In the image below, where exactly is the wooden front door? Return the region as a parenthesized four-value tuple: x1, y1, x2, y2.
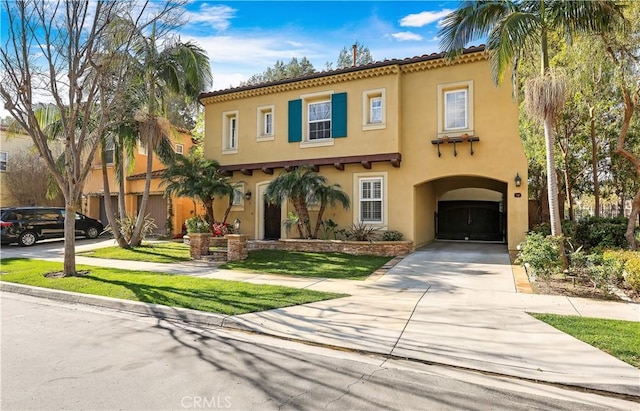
(264, 201, 281, 239)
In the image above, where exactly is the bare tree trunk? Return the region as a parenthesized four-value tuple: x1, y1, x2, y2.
(313, 203, 327, 239)
(626, 191, 639, 250)
(101, 146, 129, 248)
(63, 198, 77, 276)
(222, 197, 232, 224)
(544, 117, 567, 268)
(130, 150, 153, 246)
(589, 107, 600, 218)
(204, 199, 215, 226)
(117, 147, 127, 220)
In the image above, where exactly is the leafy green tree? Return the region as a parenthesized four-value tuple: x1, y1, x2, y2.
(265, 166, 327, 239)
(335, 41, 373, 69)
(242, 57, 316, 86)
(439, 0, 624, 264)
(312, 184, 350, 238)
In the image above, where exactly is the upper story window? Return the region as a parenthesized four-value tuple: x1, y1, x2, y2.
(362, 88, 386, 130)
(437, 80, 474, 138)
(175, 143, 184, 155)
(308, 100, 331, 140)
(288, 92, 347, 147)
(257, 105, 275, 141)
(104, 142, 115, 164)
(444, 90, 467, 130)
(222, 110, 239, 154)
(0, 151, 7, 171)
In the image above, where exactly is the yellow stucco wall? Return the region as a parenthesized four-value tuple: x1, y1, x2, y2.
(202, 50, 529, 250)
(81, 130, 198, 236)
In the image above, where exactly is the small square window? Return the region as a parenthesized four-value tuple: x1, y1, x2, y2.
(231, 183, 245, 207)
(257, 106, 275, 141)
(175, 144, 184, 155)
(362, 88, 386, 130)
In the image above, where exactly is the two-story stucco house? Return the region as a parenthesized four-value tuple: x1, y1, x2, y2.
(82, 129, 199, 236)
(200, 45, 529, 251)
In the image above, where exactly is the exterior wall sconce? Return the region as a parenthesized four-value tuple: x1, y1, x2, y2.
(233, 218, 241, 232)
(514, 173, 522, 187)
(244, 190, 252, 200)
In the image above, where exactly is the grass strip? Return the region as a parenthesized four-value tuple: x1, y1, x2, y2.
(0, 258, 347, 315)
(220, 249, 392, 280)
(530, 313, 640, 368)
(78, 241, 191, 263)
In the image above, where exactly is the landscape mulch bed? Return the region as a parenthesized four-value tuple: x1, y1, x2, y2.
(531, 276, 640, 303)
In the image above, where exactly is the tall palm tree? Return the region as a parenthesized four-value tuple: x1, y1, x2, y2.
(129, 22, 212, 246)
(265, 166, 327, 239)
(312, 183, 350, 238)
(439, 0, 624, 263)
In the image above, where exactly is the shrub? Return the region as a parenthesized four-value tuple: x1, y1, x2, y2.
(574, 217, 628, 250)
(382, 230, 404, 241)
(516, 232, 563, 286)
(211, 222, 231, 237)
(338, 223, 380, 241)
(568, 250, 610, 290)
(185, 216, 210, 234)
(104, 214, 157, 243)
(624, 257, 640, 294)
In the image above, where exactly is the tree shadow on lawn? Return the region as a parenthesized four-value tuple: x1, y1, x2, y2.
(84, 274, 345, 315)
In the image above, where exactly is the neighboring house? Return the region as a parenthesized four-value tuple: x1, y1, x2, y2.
(0, 125, 64, 207)
(200, 45, 528, 251)
(82, 129, 198, 236)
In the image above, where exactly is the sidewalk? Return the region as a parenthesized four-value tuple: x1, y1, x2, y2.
(2, 241, 639, 398)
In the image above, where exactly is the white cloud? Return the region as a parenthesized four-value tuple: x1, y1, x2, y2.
(399, 10, 452, 28)
(185, 4, 236, 31)
(390, 32, 424, 42)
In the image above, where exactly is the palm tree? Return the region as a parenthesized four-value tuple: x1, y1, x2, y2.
(129, 22, 212, 246)
(439, 0, 624, 264)
(161, 154, 228, 226)
(265, 166, 327, 239)
(312, 183, 350, 238)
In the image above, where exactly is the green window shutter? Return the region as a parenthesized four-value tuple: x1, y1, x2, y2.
(288, 99, 302, 143)
(331, 92, 347, 138)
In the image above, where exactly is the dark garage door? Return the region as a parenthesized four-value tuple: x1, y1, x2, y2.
(437, 201, 504, 242)
(137, 195, 167, 234)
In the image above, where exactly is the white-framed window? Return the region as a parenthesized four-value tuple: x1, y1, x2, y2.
(231, 182, 245, 208)
(137, 141, 148, 156)
(353, 172, 388, 228)
(175, 143, 184, 155)
(308, 100, 331, 140)
(359, 178, 383, 223)
(104, 142, 115, 164)
(222, 110, 239, 153)
(437, 80, 474, 138)
(0, 151, 7, 171)
(444, 89, 467, 130)
(362, 88, 386, 130)
(257, 105, 275, 141)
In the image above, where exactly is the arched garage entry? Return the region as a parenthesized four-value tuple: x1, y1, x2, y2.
(415, 176, 508, 245)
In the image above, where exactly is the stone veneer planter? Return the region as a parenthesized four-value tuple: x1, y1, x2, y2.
(188, 233, 211, 259)
(250, 239, 413, 257)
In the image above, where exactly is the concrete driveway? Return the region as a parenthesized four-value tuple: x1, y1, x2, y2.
(235, 241, 640, 396)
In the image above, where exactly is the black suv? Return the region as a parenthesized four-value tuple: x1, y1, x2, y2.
(0, 207, 104, 246)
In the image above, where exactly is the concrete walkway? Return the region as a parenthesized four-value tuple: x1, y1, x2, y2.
(2, 240, 639, 397)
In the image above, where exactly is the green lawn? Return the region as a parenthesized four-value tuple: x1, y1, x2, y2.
(220, 249, 392, 280)
(530, 313, 640, 368)
(78, 241, 191, 263)
(0, 258, 347, 315)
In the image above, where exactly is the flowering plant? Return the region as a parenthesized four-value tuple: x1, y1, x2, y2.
(211, 222, 231, 237)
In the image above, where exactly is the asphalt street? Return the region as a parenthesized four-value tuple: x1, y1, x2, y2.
(2, 292, 636, 411)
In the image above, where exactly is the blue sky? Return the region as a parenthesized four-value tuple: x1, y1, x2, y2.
(180, 1, 463, 91)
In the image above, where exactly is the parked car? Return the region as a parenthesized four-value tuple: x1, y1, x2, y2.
(0, 207, 104, 246)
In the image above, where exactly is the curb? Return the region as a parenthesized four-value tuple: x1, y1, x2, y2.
(0, 282, 254, 331)
(2, 282, 639, 402)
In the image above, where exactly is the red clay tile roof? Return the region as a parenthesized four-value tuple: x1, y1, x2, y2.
(127, 169, 167, 180)
(199, 45, 486, 99)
